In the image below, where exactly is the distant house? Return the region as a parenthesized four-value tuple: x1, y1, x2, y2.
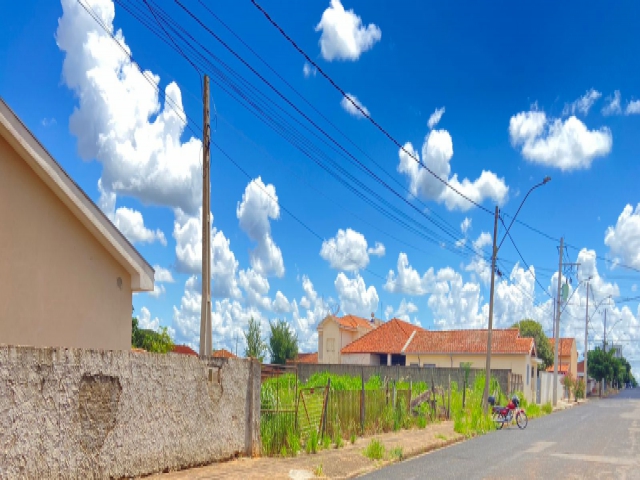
(172, 345, 199, 356)
(286, 352, 318, 364)
(402, 329, 540, 403)
(213, 348, 237, 359)
(340, 318, 424, 366)
(317, 314, 376, 364)
(0, 98, 154, 351)
(547, 338, 578, 377)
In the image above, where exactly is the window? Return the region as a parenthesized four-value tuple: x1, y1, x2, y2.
(327, 338, 335, 352)
(526, 364, 530, 385)
(410, 363, 419, 367)
(423, 364, 435, 368)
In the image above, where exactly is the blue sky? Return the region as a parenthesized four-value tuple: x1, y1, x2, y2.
(2, 0, 640, 371)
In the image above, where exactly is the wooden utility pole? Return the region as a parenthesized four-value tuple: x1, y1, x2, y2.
(199, 75, 212, 358)
(483, 205, 500, 410)
(553, 237, 563, 406)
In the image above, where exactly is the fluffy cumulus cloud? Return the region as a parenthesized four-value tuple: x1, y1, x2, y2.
(427, 107, 445, 129)
(148, 283, 166, 298)
(112, 206, 166, 245)
(57, 0, 203, 215)
(604, 204, 640, 269)
(153, 265, 175, 283)
(385, 299, 419, 323)
(334, 273, 379, 318)
(398, 128, 508, 211)
(562, 89, 602, 116)
(340, 93, 370, 118)
(428, 267, 486, 329)
(509, 109, 612, 171)
(385, 253, 435, 296)
(315, 0, 381, 62)
(320, 228, 383, 271)
(237, 177, 285, 278)
(138, 306, 160, 331)
(238, 268, 272, 310)
(173, 207, 241, 299)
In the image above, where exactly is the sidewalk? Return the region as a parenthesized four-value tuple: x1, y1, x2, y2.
(149, 422, 463, 479)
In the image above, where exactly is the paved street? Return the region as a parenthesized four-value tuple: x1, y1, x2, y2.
(361, 389, 640, 480)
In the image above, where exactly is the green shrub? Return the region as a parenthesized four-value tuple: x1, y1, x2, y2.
(542, 402, 553, 414)
(322, 435, 331, 450)
(416, 415, 427, 429)
(363, 439, 386, 460)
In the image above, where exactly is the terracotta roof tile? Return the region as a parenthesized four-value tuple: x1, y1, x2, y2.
(577, 360, 584, 373)
(213, 348, 237, 358)
(546, 364, 570, 374)
(336, 314, 375, 330)
(548, 338, 575, 357)
(287, 352, 318, 364)
(341, 318, 424, 354)
(171, 344, 198, 356)
(404, 329, 535, 355)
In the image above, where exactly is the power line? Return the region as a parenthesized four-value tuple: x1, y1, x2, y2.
(248, 0, 493, 215)
(121, 0, 489, 263)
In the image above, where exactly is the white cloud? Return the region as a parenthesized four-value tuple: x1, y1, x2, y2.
(153, 265, 174, 283)
(385, 253, 435, 296)
(173, 207, 241, 299)
(41, 118, 57, 127)
(303, 62, 317, 78)
(139, 306, 160, 331)
(398, 128, 508, 211)
(509, 109, 612, 171)
(334, 272, 379, 317)
(238, 268, 272, 310)
(57, 0, 203, 214)
(626, 100, 640, 115)
(473, 232, 492, 252)
(315, 0, 381, 62)
(604, 204, 640, 269)
(428, 267, 486, 330)
(237, 177, 285, 277)
(562, 89, 601, 116)
(320, 228, 376, 271)
(368, 242, 386, 257)
(427, 107, 445, 129)
(273, 291, 291, 314)
(147, 283, 166, 299)
(461, 217, 472, 234)
(387, 298, 418, 322)
(602, 91, 622, 116)
(340, 93, 370, 118)
(112, 206, 166, 246)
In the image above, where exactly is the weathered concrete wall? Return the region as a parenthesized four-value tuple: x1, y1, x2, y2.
(0, 345, 261, 479)
(296, 363, 512, 395)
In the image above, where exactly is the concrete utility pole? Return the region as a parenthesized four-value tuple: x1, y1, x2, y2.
(483, 205, 500, 410)
(553, 237, 563, 406)
(584, 279, 590, 396)
(603, 309, 607, 353)
(199, 75, 212, 358)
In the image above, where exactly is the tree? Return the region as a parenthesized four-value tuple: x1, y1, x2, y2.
(244, 316, 267, 362)
(512, 319, 553, 369)
(268, 319, 298, 365)
(588, 348, 615, 385)
(131, 317, 174, 353)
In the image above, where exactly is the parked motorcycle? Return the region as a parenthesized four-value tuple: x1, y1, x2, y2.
(488, 395, 528, 430)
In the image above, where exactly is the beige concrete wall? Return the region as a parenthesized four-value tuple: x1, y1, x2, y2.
(341, 353, 376, 365)
(0, 345, 261, 479)
(0, 136, 132, 350)
(319, 321, 341, 364)
(406, 353, 537, 402)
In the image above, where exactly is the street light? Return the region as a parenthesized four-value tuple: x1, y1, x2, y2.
(483, 176, 551, 410)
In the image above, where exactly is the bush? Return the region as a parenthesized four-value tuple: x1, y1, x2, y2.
(364, 439, 386, 460)
(389, 446, 403, 461)
(575, 379, 586, 400)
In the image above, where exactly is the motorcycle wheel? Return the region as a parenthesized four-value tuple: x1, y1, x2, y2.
(516, 411, 528, 429)
(493, 412, 505, 430)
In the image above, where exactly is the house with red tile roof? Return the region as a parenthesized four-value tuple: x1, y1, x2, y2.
(340, 318, 424, 366)
(402, 329, 540, 402)
(317, 314, 376, 364)
(213, 348, 237, 359)
(171, 344, 198, 356)
(286, 352, 318, 364)
(547, 338, 578, 377)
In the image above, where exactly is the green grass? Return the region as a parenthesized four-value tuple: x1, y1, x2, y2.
(415, 415, 427, 429)
(542, 402, 553, 414)
(435, 433, 448, 441)
(306, 430, 319, 454)
(313, 463, 324, 477)
(363, 439, 386, 460)
(334, 432, 344, 449)
(322, 435, 331, 450)
(450, 375, 501, 437)
(389, 446, 404, 461)
(350, 432, 357, 444)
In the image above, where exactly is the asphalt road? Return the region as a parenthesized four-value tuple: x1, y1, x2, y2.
(360, 389, 640, 480)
